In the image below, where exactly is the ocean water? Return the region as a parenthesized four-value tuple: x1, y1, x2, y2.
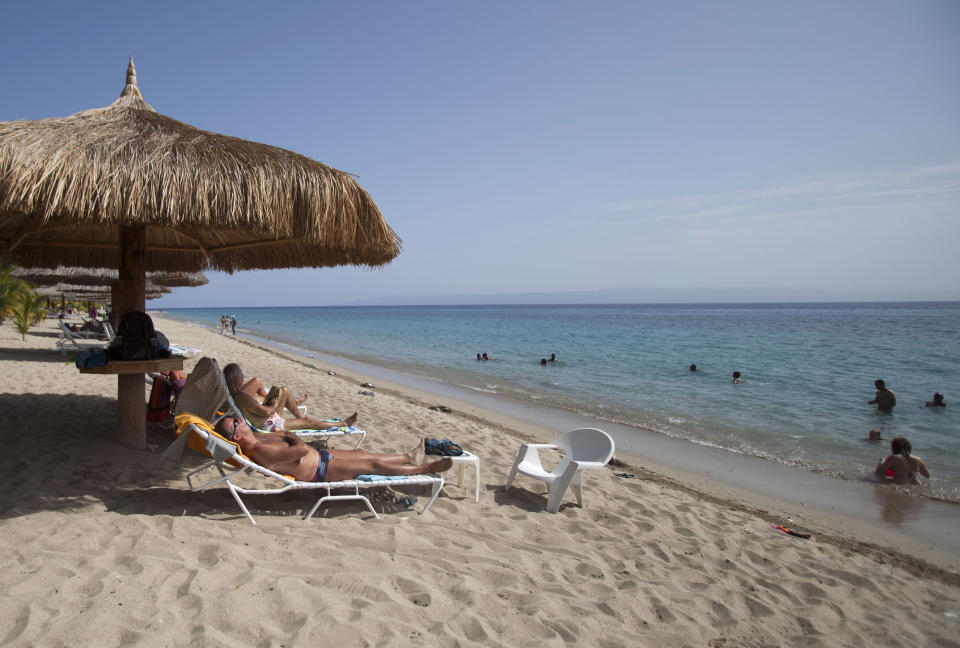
(161, 303, 960, 501)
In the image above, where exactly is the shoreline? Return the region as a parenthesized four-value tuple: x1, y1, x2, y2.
(162, 315, 960, 575)
(159, 308, 960, 506)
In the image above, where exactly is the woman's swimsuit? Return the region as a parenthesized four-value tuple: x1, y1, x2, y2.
(262, 412, 285, 432)
(242, 405, 285, 432)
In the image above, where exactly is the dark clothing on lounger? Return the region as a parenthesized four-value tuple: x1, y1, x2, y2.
(313, 450, 331, 482)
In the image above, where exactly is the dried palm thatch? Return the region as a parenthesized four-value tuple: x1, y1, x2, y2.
(13, 266, 118, 286)
(35, 283, 169, 300)
(13, 266, 208, 288)
(0, 58, 401, 273)
(146, 271, 208, 288)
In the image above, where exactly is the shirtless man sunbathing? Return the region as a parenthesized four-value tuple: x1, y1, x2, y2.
(214, 417, 452, 482)
(223, 362, 358, 432)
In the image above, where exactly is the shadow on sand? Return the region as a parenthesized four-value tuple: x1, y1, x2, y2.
(0, 346, 67, 363)
(0, 393, 451, 522)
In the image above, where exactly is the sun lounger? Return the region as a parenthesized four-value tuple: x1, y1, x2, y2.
(56, 319, 108, 354)
(164, 413, 444, 525)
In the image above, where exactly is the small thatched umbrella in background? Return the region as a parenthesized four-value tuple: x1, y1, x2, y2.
(13, 266, 119, 288)
(35, 283, 169, 303)
(13, 266, 208, 289)
(146, 271, 208, 288)
(0, 58, 401, 448)
(14, 266, 207, 323)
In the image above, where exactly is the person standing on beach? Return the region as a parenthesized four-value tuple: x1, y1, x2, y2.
(230, 315, 237, 335)
(868, 379, 896, 412)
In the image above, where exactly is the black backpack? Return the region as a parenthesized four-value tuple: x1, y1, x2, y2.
(113, 311, 158, 361)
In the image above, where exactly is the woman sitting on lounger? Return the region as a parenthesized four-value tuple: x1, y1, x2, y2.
(223, 362, 358, 432)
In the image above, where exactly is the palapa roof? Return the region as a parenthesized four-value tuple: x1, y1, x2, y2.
(0, 58, 401, 272)
(36, 283, 169, 300)
(13, 266, 208, 287)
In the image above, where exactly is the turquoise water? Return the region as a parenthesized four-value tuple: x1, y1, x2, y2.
(161, 303, 960, 501)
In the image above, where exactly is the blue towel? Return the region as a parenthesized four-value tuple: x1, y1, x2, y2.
(355, 474, 409, 482)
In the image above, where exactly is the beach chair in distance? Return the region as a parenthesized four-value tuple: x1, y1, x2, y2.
(505, 428, 615, 513)
(56, 319, 108, 355)
(164, 413, 444, 525)
(173, 356, 367, 449)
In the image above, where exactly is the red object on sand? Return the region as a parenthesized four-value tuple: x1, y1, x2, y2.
(773, 524, 811, 540)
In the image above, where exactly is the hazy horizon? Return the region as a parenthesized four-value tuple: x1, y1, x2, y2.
(150, 285, 960, 310)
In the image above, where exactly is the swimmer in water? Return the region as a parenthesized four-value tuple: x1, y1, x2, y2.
(732, 371, 742, 384)
(875, 437, 930, 485)
(925, 392, 948, 408)
(868, 379, 896, 412)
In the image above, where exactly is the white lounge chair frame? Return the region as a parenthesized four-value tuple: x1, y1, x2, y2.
(56, 319, 108, 354)
(505, 428, 615, 513)
(174, 356, 366, 448)
(167, 419, 444, 525)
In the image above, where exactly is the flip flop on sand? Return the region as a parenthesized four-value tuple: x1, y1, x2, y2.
(772, 524, 811, 540)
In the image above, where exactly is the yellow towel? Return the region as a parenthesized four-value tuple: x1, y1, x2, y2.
(174, 412, 248, 467)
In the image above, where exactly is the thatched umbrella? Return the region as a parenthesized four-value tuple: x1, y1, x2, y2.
(36, 283, 169, 302)
(14, 266, 207, 322)
(0, 58, 401, 448)
(146, 271, 208, 288)
(13, 266, 208, 288)
(13, 266, 119, 287)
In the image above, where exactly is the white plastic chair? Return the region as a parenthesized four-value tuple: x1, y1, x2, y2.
(505, 428, 615, 513)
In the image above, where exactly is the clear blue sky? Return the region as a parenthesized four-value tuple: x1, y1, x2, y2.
(2, 1, 958, 306)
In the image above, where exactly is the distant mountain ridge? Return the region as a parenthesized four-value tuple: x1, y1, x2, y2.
(336, 286, 960, 306)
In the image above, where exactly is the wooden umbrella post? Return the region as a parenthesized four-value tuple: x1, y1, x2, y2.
(116, 225, 147, 449)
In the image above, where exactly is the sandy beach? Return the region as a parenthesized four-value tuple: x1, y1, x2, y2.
(1, 315, 958, 647)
